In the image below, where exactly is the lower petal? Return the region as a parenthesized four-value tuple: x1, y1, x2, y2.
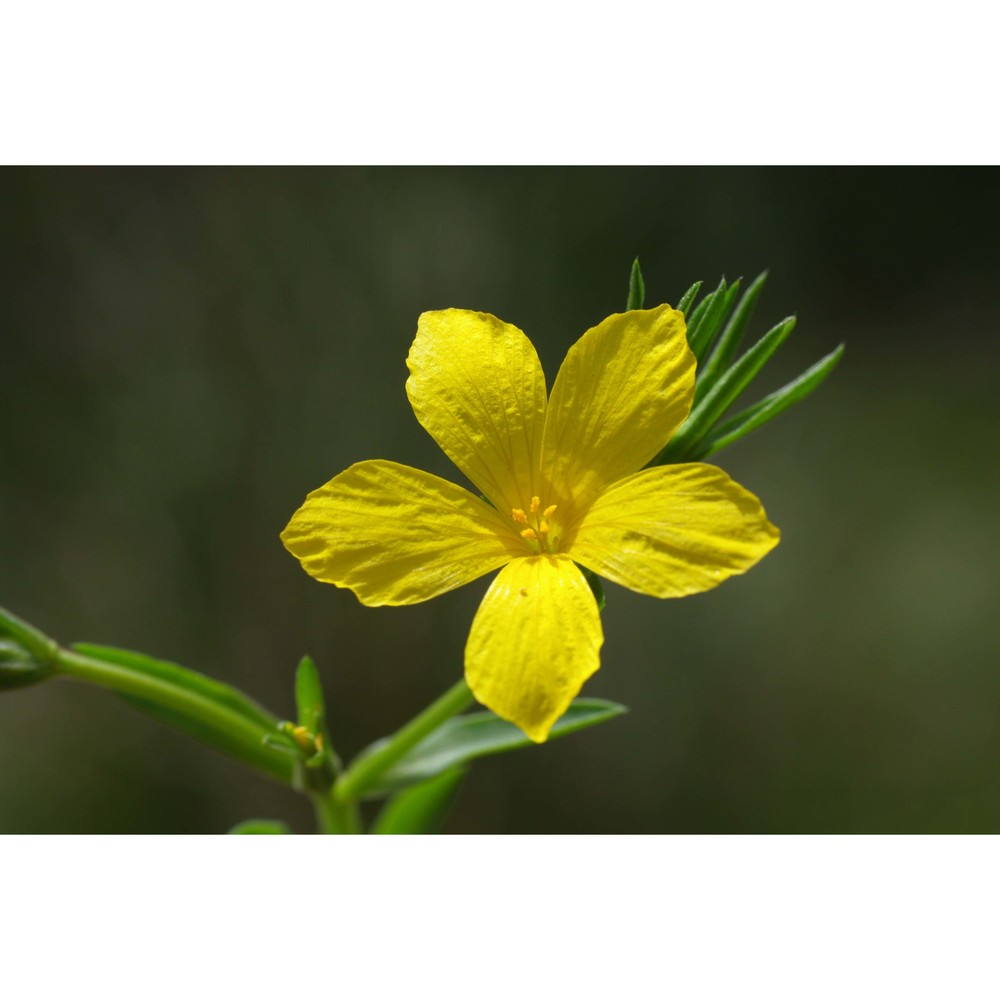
(281, 460, 518, 606)
(465, 555, 603, 743)
(568, 463, 780, 598)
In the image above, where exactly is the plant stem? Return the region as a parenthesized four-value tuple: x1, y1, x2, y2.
(334, 678, 474, 804)
(54, 646, 295, 783)
(312, 791, 362, 834)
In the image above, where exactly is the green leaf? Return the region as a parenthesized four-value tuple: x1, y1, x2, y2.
(73, 642, 279, 732)
(295, 655, 324, 734)
(694, 344, 845, 459)
(372, 766, 466, 834)
(657, 314, 797, 463)
(683, 279, 722, 350)
(120, 693, 295, 784)
(229, 819, 293, 834)
(626, 257, 645, 311)
(356, 698, 627, 798)
(689, 278, 741, 365)
(676, 281, 702, 317)
(694, 270, 768, 405)
(0, 639, 54, 690)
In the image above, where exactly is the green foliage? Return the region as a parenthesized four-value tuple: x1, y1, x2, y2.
(356, 698, 627, 798)
(675, 280, 702, 316)
(229, 819, 293, 834)
(0, 638, 53, 690)
(627, 257, 646, 310)
(578, 563, 606, 611)
(372, 767, 466, 834)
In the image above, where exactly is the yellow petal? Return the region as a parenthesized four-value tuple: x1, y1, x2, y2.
(465, 555, 603, 743)
(567, 463, 780, 597)
(406, 309, 547, 514)
(281, 460, 519, 606)
(541, 306, 694, 514)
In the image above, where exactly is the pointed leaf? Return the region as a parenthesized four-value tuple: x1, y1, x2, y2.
(355, 698, 627, 798)
(684, 277, 723, 352)
(657, 315, 797, 462)
(372, 766, 466, 834)
(295, 655, 324, 734)
(676, 280, 702, 317)
(694, 344, 845, 459)
(229, 819, 292, 834)
(694, 270, 768, 404)
(626, 258, 645, 311)
(689, 278, 741, 364)
(73, 642, 279, 732)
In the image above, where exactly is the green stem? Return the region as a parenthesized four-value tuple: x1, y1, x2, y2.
(334, 678, 474, 804)
(312, 791, 362, 834)
(54, 646, 295, 783)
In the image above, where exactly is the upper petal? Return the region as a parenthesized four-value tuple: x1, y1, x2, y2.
(540, 306, 694, 514)
(464, 554, 603, 743)
(406, 309, 547, 514)
(567, 463, 780, 598)
(281, 460, 519, 606)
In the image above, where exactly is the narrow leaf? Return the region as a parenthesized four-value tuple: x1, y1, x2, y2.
(372, 766, 466, 834)
(577, 564, 606, 612)
(626, 258, 645, 311)
(657, 315, 797, 462)
(73, 642, 279, 732)
(676, 281, 702, 317)
(684, 277, 724, 354)
(229, 819, 292, 834)
(689, 278, 741, 364)
(295, 656, 324, 734)
(0, 639, 54, 690)
(694, 270, 768, 404)
(694, 344, 845, 459)
(356, 698, 627, 798)
(119, 693, 295, 783)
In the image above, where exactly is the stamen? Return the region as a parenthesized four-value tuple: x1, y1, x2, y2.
(512, 508, 527, 523)
(530, 496, 541, 513)
(543, 504, 557, 518)
(520, 528, 538, 541)
(539, 519, 550, 534)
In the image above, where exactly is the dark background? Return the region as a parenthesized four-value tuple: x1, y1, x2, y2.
(1, 167, 997, 833)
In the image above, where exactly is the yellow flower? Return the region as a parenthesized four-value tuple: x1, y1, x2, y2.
(282, 306, 779, 742)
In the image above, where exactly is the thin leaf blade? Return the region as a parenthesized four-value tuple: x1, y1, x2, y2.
(676, 280, 702, 317)
(229, 819, 293, 834)
(626, 258, 645, 310)
(356, 698, 627, 798)
(372, 766, 466, 834)
(689, 278, 741, 364)
(695, 344, 845, 459)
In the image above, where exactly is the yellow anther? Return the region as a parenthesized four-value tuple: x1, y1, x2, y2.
(543, 504, 557, 518)
(512, 508, 527, 523)
(521, 528, 538, 541)
(539, 519, 550, 534)
(530, 496, 541, 513)
(315, 734, 324, 752)
(291, 725, 314, 753)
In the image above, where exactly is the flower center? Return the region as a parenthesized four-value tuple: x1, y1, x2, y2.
(511, 496, 560, 553)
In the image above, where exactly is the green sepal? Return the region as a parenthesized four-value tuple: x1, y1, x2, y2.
(577, 563, 606, 612)
(355, 698, 627, 799)
(676, 281, 702, 317)
(372, 766, 466, 834)
(694, 344, 845, 459)
(626, 257, 645, 311)
(229, 819, 293, 834)
(694, 270, 768, 404)
(73, 642, 279, 732)
(657, 314, 797, 463)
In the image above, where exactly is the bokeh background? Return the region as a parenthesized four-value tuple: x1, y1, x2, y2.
(2, 167, 998, 833)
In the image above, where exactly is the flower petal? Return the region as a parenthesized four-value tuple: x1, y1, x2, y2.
(541, 306, 694, 513)
(465, 555, 603, 743)
(406, 309, 547, 514)
(568, 463, 780, 597)
(281, 460, 519, 606)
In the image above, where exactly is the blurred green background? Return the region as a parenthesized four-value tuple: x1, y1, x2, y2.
(2, 167, 998, 833)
